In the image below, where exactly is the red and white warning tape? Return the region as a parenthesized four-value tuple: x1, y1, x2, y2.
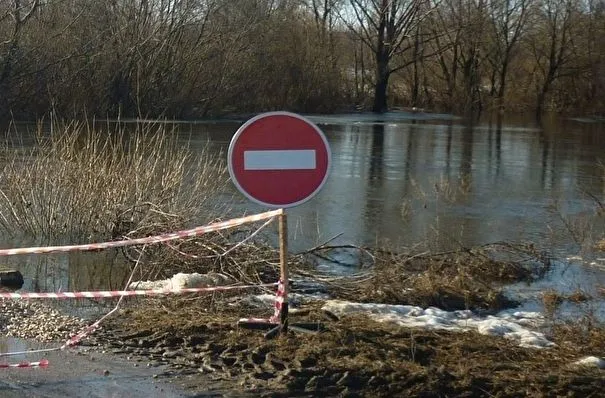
(164, 217, 274, 259)
(239, 280, 285, 325)
(0, 359, 48, 368)
(0, 209, 283, 256)
(62, 322, 101, 349)
(0, 282, 278, 299)
(270, 280, 285, 323)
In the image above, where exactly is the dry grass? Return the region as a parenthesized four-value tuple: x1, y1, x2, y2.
(130, 229, 313, 286)
(78, 235, 603, 397)
(407, 173, 472, 210)
(432, 173, 472, 204)
(0, 120, 229, 243)
(541, 288, 594, 320)
(542, 289, 564, 317)
(547, 187, 605, 252)
(567, 289, 592, 303)
(324, 242, 549, 311)
(400, 198, 412, 221)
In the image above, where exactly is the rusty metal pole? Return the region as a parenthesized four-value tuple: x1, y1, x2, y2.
(278, 212, 289, 334)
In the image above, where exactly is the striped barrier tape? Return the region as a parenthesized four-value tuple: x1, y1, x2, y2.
(0, 210, 286, 358)
(0, 209, 283, 256)
(62, 322, 100, 349)
(61, 281, 282, 349)
(0, 282, 278, 299)
(0, 359, 49, 368)
(239, 280, 285, 325)
(270, 280, 285, 323)
(164, 217, 274, 260)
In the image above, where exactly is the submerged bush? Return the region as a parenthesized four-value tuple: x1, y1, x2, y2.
(0, 120, 229, 243)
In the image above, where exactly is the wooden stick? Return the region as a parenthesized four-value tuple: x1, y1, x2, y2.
(278, 212, 289, 333)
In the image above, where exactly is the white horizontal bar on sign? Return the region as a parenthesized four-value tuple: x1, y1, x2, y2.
(244, 150, 316, 170)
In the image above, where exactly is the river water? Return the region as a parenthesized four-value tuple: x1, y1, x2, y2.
(2, 112, 605, 319)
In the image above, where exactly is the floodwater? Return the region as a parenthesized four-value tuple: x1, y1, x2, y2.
(2, 112, 605, 315)
(176, 113, 605, 251)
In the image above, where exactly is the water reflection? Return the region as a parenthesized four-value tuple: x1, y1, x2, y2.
(460, 123, 473, 177)
(289, 115, 605, 254)
(369, 124, 385, 182)
(445, 122, 453, 176)
(2, 250, 129, 292)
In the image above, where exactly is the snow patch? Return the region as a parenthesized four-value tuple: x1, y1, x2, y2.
(321, 300, 554, 349)
(572, 356, 605, 369)
(128, 272, 231, 290)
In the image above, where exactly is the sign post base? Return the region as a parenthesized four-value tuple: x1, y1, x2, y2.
(237, 320, 324, 339)
(238, 302, 324, 339)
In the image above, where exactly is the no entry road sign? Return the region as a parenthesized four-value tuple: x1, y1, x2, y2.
(228, 112, 331, 208)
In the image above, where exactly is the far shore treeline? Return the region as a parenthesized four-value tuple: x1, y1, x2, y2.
(1, 0, 604, 121)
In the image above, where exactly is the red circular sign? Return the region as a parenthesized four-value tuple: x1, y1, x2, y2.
(228, 112, 331, 208)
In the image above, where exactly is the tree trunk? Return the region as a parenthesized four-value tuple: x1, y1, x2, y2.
(412, 60, 419, 107)
(373, 74, 389, 113)
(411, 26, 421, 107)
(373, 52, 390, 113)
(536, 89, 546, 121)
(496, 60, 509, 115)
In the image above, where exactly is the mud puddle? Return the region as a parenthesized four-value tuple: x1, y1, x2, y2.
(0, 337, 211, 397)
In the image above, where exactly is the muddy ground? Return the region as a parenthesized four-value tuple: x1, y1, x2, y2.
(78, 293, 604, 398)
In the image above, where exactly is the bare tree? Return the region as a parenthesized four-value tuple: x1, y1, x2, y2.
(485, 0, 531, 115)
(430, 0, 488, 115)
(306, 0, 341, 32)
(0, 0, 39, 115)
(343, 0, 438, 113)
(528, 0, 577, 118)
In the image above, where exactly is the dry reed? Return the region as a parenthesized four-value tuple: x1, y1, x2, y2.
(0, 120, 229, 243)
(319, 242, 549, 311)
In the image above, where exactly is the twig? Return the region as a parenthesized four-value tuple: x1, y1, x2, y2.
(298, 243, 376, 267)
(580, 189, 605, 212)
(298, 233, 344, 254)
